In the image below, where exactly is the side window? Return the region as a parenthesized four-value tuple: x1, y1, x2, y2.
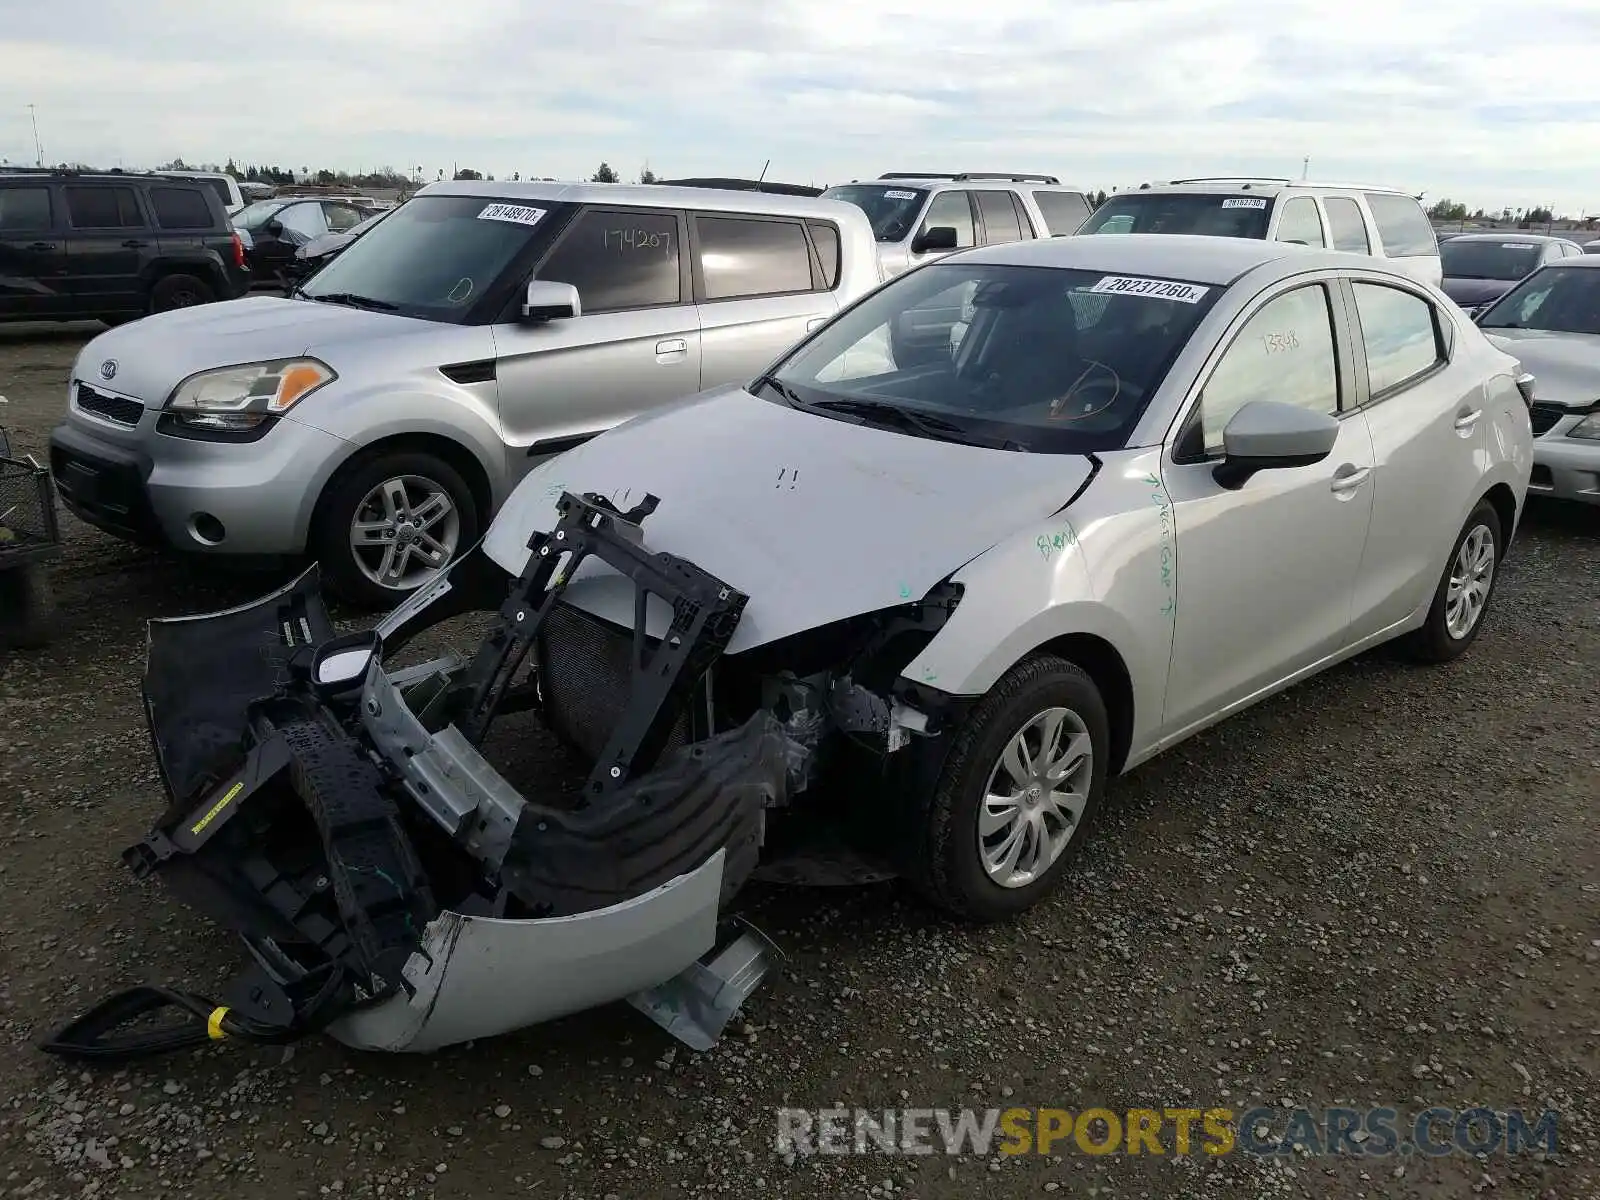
(277, 202, 327, 238)
(1197, 284, 1340, 454)
(536, 208, 680, 312)
(1322, 197, 1371, 253)
(0, 185, 53, 231)
(64, 186, 142, 229)
(1362, 193, 1437, 257)
(323, 203, 364, 232)
(807, 221, 841, 289)
(1031, 190, 1092, 235)
(695, 215, 813, 300)
(150, 187, 212, 230)
(974, 191, 1022, 244)
(1350, 282, 1442, 397)
(918, 191, 974, 248)
(1275, 197, 1325, 247)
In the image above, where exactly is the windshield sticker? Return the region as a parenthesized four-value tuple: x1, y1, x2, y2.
(478, 203, 547, 226)
(1088, 275, 1210, 304)
(1221, 197, 1268, 209)
(884, 190, 919, 200)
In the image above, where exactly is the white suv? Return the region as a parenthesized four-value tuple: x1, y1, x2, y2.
(822, 173, 1095, 279)
(1076, 178, 1442, 285)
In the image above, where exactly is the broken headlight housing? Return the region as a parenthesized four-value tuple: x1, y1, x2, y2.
(166, 359, 336, 432)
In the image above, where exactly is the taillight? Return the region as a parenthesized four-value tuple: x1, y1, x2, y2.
(231, 232, 245, 268)
(1515, 372, 1536, 409)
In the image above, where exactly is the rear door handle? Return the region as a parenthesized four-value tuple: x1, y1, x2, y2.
(806, 316, 828, 332)
(122, 239, 148, 249)
(655, 338, 688, 361)
(28, 241, 56, 251)
(1454, 408, 1482, 432)
(1330, 464, 1372, 494)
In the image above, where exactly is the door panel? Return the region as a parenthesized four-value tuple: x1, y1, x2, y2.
(62, 185, 149, 314)
(0, 184, 68, 318)
(1342, 280, 1487, 637)
(697, 293, 834, 386)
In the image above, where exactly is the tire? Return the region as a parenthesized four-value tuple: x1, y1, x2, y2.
(909, 654, 1110, 922)
(0, 563, 55, 649)
(312, 450, 481, 610)
(1403, 499, 1503, 664)
(149, 274, 216, 314)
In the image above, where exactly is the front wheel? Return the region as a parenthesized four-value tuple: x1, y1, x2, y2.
(312, 450, 480, 610)
(1403, 500, 1503, 663)
(909, 655, 1110, 922)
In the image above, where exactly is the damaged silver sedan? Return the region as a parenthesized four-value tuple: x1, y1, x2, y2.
(45, 234, 1531, 1061)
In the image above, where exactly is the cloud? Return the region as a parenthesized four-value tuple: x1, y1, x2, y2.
(0, 0, 1595, 214)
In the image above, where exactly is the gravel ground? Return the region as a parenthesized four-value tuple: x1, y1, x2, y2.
(1, 322, 1597, 1200)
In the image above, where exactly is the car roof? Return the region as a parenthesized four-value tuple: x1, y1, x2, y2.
(1445, 232, 1575, 245)
(956, 233, 1328, 285)
(1532, 254, 1600, 269)
(418, 179, 861, 221)
(1129, 178, 1417, 198)
(829, 176, 1093, 194)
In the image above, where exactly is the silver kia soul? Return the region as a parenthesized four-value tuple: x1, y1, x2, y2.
(48, 181, 880, 605)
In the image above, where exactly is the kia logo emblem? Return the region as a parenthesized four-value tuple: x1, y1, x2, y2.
(99, 360, 118, 381)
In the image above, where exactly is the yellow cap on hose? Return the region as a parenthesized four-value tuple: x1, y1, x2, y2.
(206, 1006, 230, 1040)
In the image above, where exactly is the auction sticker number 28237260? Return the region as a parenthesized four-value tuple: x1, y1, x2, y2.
(1088, 275, 1211, 304)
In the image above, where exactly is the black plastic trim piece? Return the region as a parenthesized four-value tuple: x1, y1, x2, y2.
(526, 430, 603, 458)
(440, 359, 497, 385)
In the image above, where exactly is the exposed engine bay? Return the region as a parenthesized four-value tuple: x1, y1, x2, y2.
(43, 490, 966, 1061)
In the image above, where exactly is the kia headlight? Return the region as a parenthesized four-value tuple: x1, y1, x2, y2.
(1567, 410, 1600, 441)
(166, 359, 335, 432)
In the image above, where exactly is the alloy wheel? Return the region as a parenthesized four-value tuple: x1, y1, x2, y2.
(348, 474, 461, 591)
(1444, 523, 1495, 639)
(978, 706, 1094, 889)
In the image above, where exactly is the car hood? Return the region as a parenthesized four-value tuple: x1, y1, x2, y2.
(482, 387, 1094, 653)
(75, 296, 435, 405)
(1480, 328, 1600, 408)
(1443, 277, 1515, 307)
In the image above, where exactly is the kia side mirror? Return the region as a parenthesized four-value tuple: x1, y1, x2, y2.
(911, 226, 959, 254)
(1212, 401, 1339, 491)
(522, 280, 582, 323)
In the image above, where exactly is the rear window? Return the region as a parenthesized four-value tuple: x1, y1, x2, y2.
(65, 186, 143, 229)
(808, 221, 841, 289)
(150, 186, 213, 230)
(819, 184, 927, 243)
(1362, 193, 1437, 258)
(1031, 189, 1092, 234)
(0, 185, 52, 230)
(1440, 239, 1544, 282)
(1077, 192, 1272, 239)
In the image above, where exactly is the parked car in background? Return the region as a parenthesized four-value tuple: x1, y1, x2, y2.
(155, 170, 246, 216)
(0, 170, 247, 324)
(820, 172, 1095, 279)
(1473, 255, 1600, 507)
(1584, 240, 1600, 255)
(1076, 178, 1443, 285)
(231, 195, 372, 288)
(1439, 232, 1585, 310)
(437, 232, 1530, 923)
(48, 181, 880, 606)
(1435, 230, 1463, 242)
(283, 205, 396, 286)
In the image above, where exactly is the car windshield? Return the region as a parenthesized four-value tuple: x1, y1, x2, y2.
(298, 194, 562, 322)
(231, 199, 289, 230)
(761, 261, 1219, 454)
(1078, 192, 1273, 239)
(820, 184, 929, 242)
(1476, 265, 1600, 335)
(1441, 239, 1544, 281)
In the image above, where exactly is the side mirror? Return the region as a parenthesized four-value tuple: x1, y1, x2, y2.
(311, 629, 380, 695)
(911, 226, 959, 255)
(1212, 401, 1339, 491)
(264, 218, 284, 236)
(522, 279, 582, 323)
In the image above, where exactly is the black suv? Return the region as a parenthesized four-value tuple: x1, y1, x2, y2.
(0, 170, 249, 325)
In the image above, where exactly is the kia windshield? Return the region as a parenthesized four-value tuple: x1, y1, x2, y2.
(298, 195, 566, 323)
(1078, 192, 1273, 239)
(759, 261, 1219, 453)
(1477, 266, 1600, 335)
(820, 184, 929, 242)
(1441, 239, 1543, 281)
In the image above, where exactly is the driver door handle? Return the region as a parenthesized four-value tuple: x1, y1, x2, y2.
(1454, 407, 1482, 431)
(1330, 464, 1371, 494)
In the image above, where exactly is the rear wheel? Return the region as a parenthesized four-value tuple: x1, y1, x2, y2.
(1403, 500, 1502, 663)
(312, 450, 480, 610)
(149, 274, 215, 314)
(909, 654, 1109, 921)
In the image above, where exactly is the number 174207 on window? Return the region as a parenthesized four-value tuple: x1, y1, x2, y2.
(604, 228, 671, 253)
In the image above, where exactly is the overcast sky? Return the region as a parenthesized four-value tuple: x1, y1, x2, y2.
(2, 0, 1596, 216)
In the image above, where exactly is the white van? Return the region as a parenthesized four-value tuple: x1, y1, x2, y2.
(156, 170, 246, 215)
(1075, 178, 1443, 286)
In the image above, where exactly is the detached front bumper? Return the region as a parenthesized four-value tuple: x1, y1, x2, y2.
(50, 491, 793, 1060)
